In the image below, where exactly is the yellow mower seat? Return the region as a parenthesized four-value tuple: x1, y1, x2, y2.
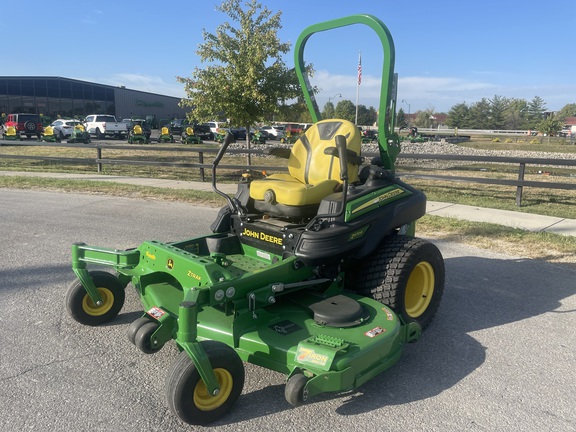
(134, 125, 143, 135)
(161, 126, 170, 135)
(250, 119, 361, 217)
(6, 126, 17, 137)
(44, 126, 54, 136)
(185, 127, 194, 135)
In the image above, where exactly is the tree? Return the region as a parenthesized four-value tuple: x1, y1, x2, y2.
(334, 100, 356, 122)
(537, 113, 563, 143)
(412, 109, 436, 128)
(321, 101, 335, 119)
(356, 105, 378, 126)
(467, 98, 491, 129)
(504, 98, 528, 130)
(489, 95, 508, 130)
(526, 96, 547, 129)
(555, 103, 576, 122)
(396, 108, 407, 129)
(446, 102, 470, 128)
(177, 0, 301, 152)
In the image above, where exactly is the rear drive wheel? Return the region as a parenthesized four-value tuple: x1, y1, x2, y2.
(354, 235, 444, 330)
(166, 341, 244, 425)
(66, 271, 125, 326)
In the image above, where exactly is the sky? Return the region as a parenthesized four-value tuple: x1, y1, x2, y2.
(2, 0, 575, 114)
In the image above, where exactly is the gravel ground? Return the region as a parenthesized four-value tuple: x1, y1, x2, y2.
(396, 140, 576, 160)
(228, 138, 576, 171)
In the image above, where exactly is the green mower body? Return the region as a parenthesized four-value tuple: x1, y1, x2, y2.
(67, 14, 444, 426)
(181, 127, 203, 144)
(67, 126, 91, 144)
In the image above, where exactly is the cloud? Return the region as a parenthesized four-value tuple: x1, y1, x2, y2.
(310, 70, 500, 112)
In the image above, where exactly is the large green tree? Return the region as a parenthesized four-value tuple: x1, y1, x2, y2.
(526, 96, 547, 128)
(396, 108, 407, 129)
(321, 101, 335, 120)
(467, 98, 492, 129)
(504, 98, 529, 130)
(537, 113, 564, 143)
(489, 95, 508, 130)
(555, 103, 576, 122)
(177, 0, 301, 149)
(446, 102, 470, 128)
(334, 100, 356, 122)
(356, 105, 378, 126)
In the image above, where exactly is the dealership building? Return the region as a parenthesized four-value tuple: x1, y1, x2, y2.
(0, 76, 187, 125)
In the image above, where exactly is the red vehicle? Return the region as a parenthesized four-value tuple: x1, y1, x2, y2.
(4, 113, 43, 139)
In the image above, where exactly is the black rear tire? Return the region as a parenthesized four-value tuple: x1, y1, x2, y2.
(354, 235, 444, 330)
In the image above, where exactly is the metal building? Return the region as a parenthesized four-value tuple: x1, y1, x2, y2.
(0, 76, 187, 127)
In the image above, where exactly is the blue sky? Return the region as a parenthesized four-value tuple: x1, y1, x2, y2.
(2, 0, 574, 114)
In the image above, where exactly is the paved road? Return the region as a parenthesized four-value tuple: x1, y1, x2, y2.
(1, 189, 574, 432)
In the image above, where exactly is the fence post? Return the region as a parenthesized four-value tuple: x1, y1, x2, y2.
(199, 151, 205, 182)
(97, 147, 102, 173)
(516, 162, 526, 206)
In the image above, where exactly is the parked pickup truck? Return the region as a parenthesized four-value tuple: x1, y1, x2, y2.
(84, 114, 128, 139)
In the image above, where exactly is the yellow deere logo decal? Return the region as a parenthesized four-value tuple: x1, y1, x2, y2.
(167, 258, 174, 269)
(242, 227, 283, 245)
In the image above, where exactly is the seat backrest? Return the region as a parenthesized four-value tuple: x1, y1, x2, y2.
(185, 127, 193, 135)
(6, 126, 17, 135)
(44, 126, 54, 135)
(134, 125, 143, 134)
(288, 119, 361, 185)
(161, 126, 169, 135)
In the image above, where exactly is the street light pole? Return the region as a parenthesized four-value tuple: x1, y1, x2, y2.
(328, 93, 342, 104)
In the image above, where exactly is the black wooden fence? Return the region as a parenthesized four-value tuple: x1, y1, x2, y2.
(1, 141, 575, 206)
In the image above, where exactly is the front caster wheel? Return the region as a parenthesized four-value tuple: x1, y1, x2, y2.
(285, 373, 308, 407)
(66, 271, 125, 326)
(166, 341, 244, 425)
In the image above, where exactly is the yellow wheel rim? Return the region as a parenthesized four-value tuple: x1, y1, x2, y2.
(405, 261, 435, 318)
(82, 288, 114, 316)
(193, 368, 233, 411)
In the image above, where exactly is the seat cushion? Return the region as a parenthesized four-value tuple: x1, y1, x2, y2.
(250, 173, 340, 207)
(249, 119, 361, 209)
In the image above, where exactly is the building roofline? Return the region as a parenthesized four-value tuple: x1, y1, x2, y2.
(0, 76, 180, 99)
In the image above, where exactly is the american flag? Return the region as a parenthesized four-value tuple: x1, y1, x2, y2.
(357, 52, 362, 85)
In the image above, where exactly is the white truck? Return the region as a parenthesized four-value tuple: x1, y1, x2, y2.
(84, 114, 128, 139)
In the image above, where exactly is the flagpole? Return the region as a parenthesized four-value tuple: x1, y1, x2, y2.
(355, 50, 361, 125)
